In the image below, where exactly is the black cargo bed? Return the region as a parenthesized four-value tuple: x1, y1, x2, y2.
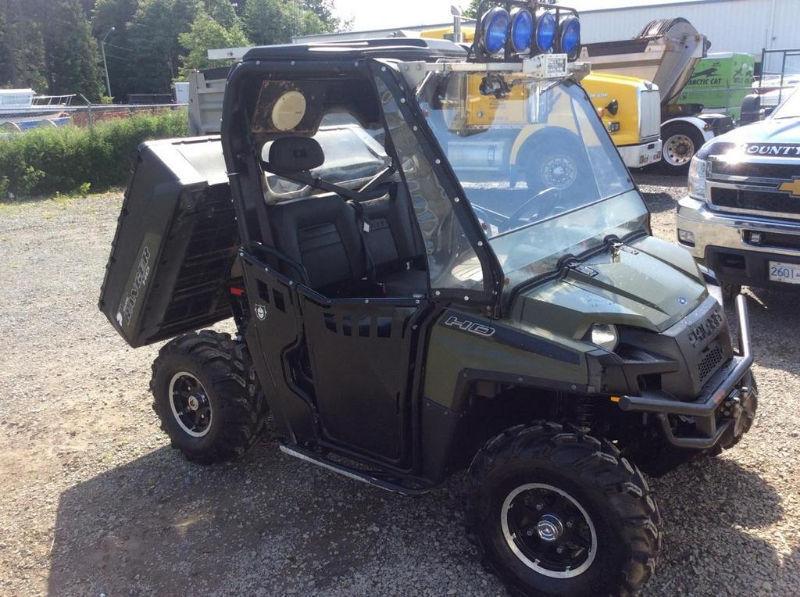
(98, 136, 239, 347)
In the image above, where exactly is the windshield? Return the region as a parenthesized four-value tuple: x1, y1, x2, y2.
(415, 72, 648, 289)
(771, 86, 800, 119)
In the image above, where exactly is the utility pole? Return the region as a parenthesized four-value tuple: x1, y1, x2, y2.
(101, 27, 116, 99)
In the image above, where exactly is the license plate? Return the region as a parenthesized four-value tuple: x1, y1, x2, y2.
(768, 261, 800, 284)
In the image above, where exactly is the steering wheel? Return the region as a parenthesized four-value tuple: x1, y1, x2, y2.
(471, 203, 511, 233)
(507, 187, 563, 228)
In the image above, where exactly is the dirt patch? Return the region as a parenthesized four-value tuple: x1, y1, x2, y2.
(0, 178, 798, 595)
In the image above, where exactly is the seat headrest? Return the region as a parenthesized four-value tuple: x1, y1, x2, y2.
(267, 137, 324, 172)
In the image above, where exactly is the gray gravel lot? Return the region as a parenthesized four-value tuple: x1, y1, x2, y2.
(1, 174, 798, 596)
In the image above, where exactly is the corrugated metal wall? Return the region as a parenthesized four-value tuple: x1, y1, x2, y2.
(580, 0, 799, 59)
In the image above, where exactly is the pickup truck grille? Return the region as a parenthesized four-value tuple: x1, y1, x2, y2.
(711, 161, 800, 180)
(710, 186, 800, 217)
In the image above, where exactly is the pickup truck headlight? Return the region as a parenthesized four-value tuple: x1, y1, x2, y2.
(590, 323, 619, 351)
(688, 156, 708, 200)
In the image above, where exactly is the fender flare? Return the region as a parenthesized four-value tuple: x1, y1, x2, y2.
(661, 116, 714, 144)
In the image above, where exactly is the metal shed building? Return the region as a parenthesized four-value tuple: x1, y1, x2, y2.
(580, 0, 799, 60)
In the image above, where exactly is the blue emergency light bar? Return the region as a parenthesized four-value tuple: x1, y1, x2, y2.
(473, 0, 580, 62)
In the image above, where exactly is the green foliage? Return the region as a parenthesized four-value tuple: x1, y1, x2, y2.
(127, 0, 201, 93)
(301, 0, 340, 32)
(0, 0, 49, 91)
(0, 110, 188, 199)
(243, 0, 327, 46)
(44, 0, 104, 100)
(179, 10, 250, 74)
(1, 0, 344, 98)
(463, 0, 481, 19)
(203, 0, 238, 28)
(92, 0, 142, 102)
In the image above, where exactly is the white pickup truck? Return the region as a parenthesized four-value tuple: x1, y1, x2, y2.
(677, 85, 800, 298)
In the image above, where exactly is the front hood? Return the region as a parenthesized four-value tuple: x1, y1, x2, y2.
(707, 116, 800, 152)
(514, 236, 708, 338)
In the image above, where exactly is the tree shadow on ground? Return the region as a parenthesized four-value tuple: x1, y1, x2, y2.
(49, 432, 787, 596)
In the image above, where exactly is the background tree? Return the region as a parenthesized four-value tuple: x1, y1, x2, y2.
(203, 0, 238, 28)
(179, 10, 250, 74)
(463, 0, 481, 19)
(0, 0, 50, 91)
(0, 0, 345, 98)
(91, 0, 140, 101)
(127, 0, 200, 93)
(44, 0, 104, 100)
(242, 0, 327, 46)
(301, 0, 340, 32)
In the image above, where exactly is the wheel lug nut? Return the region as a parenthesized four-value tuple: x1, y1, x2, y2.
(535, 503, 544, 511)
(566, 521, 573, 528)
(526, 528, 535, 536)
(556, 546, 564, 554)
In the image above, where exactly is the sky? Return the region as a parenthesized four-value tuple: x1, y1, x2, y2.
(333, 0, 705, 31)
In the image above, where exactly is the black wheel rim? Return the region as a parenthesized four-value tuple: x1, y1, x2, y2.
(501, 483, 597, 578)
(168, 372, 213, 438)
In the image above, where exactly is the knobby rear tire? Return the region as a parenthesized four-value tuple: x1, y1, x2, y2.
(150, 330, 267, 464)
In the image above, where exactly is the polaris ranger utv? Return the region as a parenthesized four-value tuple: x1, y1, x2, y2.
(99, 2, 758, 595)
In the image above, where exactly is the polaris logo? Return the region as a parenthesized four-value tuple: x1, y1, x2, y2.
(443, 315, 496, 337)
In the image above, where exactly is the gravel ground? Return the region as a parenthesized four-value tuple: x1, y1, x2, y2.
(1, 174, 798, 596)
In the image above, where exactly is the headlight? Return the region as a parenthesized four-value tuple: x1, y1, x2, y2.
(688, 156, 708, 200)
(590, 323, 619, 351)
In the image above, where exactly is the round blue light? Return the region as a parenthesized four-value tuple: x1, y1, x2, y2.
(535, 12, 557, 52)
(511, 9, 534, 54)
(560, 17, 581, 57)
(481, 7, 510, 55)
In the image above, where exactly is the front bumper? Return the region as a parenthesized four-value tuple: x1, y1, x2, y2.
(677, 196, 800, 288)
(618, 294, 755, 449)
(618, 140, 663, 169)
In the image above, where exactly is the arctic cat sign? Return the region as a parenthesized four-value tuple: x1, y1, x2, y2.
(675, 53, 755, 121)
(746, 144, 800, 157)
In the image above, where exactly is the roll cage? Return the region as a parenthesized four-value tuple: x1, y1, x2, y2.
(221, 39, 505, 312)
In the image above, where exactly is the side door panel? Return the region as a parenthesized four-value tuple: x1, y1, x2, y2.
(239, 253, 316, 442)
(299, 290, 422, 463)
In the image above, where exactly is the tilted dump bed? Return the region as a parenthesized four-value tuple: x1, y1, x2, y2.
(98, 136, 238, 347)
(580, 18, 708, 106)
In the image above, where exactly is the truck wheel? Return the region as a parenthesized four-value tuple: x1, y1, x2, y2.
(468, 422, 660, 597)
(521, 129, 590, 194)
(150, 330, 267, 464)
(659, 122, 705, 174)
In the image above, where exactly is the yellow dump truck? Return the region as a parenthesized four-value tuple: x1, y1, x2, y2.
(420, 25, 663, 170)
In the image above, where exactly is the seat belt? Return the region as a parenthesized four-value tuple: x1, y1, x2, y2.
(348, 200, 377, 283)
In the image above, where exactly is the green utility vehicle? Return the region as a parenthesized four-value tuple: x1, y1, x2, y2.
(99, 2, 758, 595)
